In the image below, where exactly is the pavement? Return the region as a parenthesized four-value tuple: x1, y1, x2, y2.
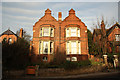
(2, 70, 120, 80)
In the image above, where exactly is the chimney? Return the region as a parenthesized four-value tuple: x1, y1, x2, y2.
(58, 12, 62, 21)
(19, 28, 23, 38)
(101, 20, 106, 36)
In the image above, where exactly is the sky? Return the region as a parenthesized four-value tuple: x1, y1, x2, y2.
(0, 0, 119, 39)
(1, 2, 119, 38)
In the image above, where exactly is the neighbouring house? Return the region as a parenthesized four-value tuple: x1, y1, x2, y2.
(93, 21, 120, 54)
(31, 8, 88, 62)
(106, 22, 120, 53)
(0, 28, 23, 44)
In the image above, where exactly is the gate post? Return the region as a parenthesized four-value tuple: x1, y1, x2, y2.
(113, 55, 119, 68)
(103, 55, 108, 66)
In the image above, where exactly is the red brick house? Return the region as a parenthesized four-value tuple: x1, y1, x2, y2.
(0, 28, 23, 44)
(93, 21, 120, 54)
(107, 22, 120, 53)
(31, 8, 88, 62)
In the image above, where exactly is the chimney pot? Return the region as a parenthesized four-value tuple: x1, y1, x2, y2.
(58, 12, 62, 21)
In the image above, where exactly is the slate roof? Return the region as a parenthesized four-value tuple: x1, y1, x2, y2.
(106, 22, 120, 36)
(93, 22, 120, 37)
(0, 29, 18, 37)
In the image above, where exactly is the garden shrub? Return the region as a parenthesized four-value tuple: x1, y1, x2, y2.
(89, 58, 103, 65)
(78, 60, 91, 67)
(63, 61, 79, 70)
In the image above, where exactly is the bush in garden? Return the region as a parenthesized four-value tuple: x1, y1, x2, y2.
(78, 60, 91, 67)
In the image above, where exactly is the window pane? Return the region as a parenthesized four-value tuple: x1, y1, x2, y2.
(39, 42, 41, 54)
(71, 57, 77, 61)
(71, 42, 77, 54)
(43, 42, 49, 54)
(51, 28, 54, 37)
(43, 28, 49, 36)
(78, 42, 81, 54)
(8, 38, 12, 44)
(66, 42, 69, 54)
(71, 28, 76, 37)
(78, 28, 80, 37)
(43, 56, 48, 61)
(50, 42, 53, 54)
(40, 28, 42, 37)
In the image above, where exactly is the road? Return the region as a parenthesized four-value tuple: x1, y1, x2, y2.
(1, 71, 120, 80)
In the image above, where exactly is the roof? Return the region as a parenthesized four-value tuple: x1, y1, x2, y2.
(0, 29, 18, 37)
(93, 22, 120, 37)
(106, 22, 120, 36)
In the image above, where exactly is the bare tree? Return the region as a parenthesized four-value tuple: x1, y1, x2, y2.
(92, 17, 115, 57)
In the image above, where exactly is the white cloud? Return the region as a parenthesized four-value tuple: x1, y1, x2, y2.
(3, 6, 45, 17)
(1, 2, 118, 37)
(3, 13, 39, 22)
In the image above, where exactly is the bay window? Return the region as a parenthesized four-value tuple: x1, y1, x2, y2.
(40, 27, 54, 37)
(39, 41, 54, 54)
(66, 27, 80, 37)
(66, 41, 81, 55)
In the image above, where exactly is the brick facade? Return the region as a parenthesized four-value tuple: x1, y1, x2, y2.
(31, 8, 88, 62)
(0, 29, 18, 44)
(0, 28, 23, 44)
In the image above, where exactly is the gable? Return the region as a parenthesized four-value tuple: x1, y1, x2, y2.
(63, 14, 81, 22)
(106, 23, 120, 37)
(33, 9, 57, 27)
(0, 29, 18, 37)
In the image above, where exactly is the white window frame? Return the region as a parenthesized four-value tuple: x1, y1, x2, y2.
(43, 27, 49, 36)
(71, 41, 77, 54)
(40, 27, 54, 37)
(71, 27, 77, 37)
(66, 27, 80, 37)
(40, 28, 42, 37)
(50, 42, 54, 54)
(77, 28, 80, 37)
(71, 57, 77, 61)
(66, 41, 81, 55)
(39, 41, 54, 54)
(78, 41, 81, 54)
(66, 57, 70, 61)
(43, 56, 48, 61)
(8, 38, 12, 44)
(66, 28, 69, 37)
(115, 34, 120, 41)
(39, 41, 41, 54)
(66, 42, 70, 54)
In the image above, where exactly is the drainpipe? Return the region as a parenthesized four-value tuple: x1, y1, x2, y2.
(58, 12, 62, 53)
